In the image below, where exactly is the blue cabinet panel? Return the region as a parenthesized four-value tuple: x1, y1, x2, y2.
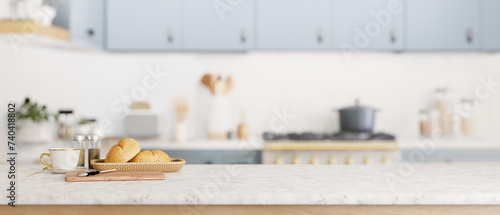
(257, 0, 331, 50)
(406, 0, 480, 51)
(332, 0, 404, 51)
(70, 0, 104, 49)
(481, 0, 500, 50)
(106, 0, 181, 51)
(182, 0, 254, 51)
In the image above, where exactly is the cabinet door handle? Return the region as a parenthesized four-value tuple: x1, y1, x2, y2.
(466, 28, 473, 44)
(240, 28, 246, 44)
(390, 28, 397, 43)
(87, 29, 94, 37)
(317, 28, 323, 43)
(167, 27, 174, 44)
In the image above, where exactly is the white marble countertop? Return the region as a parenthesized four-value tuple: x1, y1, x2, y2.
(3, 164, 500, 205)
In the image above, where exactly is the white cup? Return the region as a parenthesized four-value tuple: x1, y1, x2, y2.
(40, 148, 80, 170)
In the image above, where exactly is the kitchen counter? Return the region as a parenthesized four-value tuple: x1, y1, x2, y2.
(3, 164, 500, 205)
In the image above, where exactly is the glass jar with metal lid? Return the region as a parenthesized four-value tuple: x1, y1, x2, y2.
(86, 135, 101, 169)
(72, 135, 85, 167)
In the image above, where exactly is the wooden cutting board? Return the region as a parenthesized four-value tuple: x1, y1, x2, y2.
(65, 171, 165, 182)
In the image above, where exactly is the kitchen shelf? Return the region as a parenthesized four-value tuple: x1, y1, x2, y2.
(0, 21, 69, 41)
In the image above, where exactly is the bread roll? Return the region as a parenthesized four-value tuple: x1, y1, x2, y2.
(130, 150, 171, 163)
(104, 138, 141, 163)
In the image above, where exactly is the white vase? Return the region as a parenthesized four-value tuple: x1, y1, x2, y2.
(175, 121, 187, 142)
(207, 95, 231, 139)
(17, 120, 51, 145)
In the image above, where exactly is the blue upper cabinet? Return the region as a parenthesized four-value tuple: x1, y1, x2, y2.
(69, 0, 499, 52)
(257, 0, 330, 50)
(182, 0, 254, 51)
(70, 0, 104, 49)
(481, 0, 500, 51)
(106, 0, 181, 51)
(332, 0, 404, 51)
(406, 0, 480, 51)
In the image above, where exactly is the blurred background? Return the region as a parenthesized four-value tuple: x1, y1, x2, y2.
(1, 0, 500, 165)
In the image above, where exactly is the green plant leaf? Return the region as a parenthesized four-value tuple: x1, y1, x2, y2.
(14, 97, 54, 123)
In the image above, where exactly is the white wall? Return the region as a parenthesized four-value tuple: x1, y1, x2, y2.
(1, 37, 500, 151)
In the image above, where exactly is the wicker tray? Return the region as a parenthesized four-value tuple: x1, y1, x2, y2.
(91, 158, 185, 173)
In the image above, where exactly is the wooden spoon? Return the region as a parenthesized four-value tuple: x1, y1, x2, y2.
(201, 74, 212, 87)
(208, 75, 217, 94)
(201, 73, 216, 94)
(226, 76, 234, 94)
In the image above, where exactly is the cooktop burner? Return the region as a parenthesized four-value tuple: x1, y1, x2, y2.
(263, 131, 396, 141)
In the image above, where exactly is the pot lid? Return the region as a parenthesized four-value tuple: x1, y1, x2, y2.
(339, 98, 376, 111)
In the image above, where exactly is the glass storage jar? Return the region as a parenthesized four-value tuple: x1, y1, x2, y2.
(72, 135, 85, 167)
(86, 135, 101, 169)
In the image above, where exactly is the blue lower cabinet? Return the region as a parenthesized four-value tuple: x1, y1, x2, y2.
(401, 149, 500, 162)
(149, 150, 262, 164)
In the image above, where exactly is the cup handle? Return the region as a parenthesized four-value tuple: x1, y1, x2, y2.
(40, 153, 52, 168)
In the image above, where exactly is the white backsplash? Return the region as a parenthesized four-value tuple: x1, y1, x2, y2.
(1, 39, 500, 145)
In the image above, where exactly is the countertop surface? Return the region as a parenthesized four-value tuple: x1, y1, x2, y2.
(3, 164, 500, 205)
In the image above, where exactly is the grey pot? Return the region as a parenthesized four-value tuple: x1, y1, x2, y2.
(338, 99, 377, 132)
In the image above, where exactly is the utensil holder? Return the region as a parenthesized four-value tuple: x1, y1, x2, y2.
(207, 95, 231, 139)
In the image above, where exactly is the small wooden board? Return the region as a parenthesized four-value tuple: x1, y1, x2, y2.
(65, 171, 165, 182)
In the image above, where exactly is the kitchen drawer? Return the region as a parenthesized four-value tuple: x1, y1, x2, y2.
(147, 150, 262, 164)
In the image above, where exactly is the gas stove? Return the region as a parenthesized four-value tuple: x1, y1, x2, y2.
(262, 131, 399, 165)
(263, 131, 396, 141)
